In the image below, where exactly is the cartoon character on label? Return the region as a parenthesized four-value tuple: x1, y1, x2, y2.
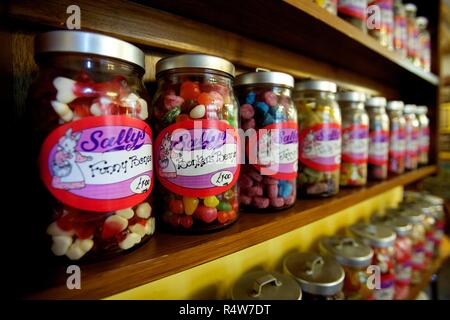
(158, 132, 177, 178)
(51, 128, 92, 190)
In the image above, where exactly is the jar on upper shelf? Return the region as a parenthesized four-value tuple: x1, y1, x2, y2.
(394, 0, 408, 58)
(338, 0, 368, 33)
(234, 70, 298, 211)
(29, 30, 154, 261)
(405, 3, 420, 66)
(365, 97, 390, 180)
(386, 100, 406, 174)
(368, 0, 394, 51)
(152, 54, 240, 233)
(416, 16, 431, 72)
(293, 80, 341, 198)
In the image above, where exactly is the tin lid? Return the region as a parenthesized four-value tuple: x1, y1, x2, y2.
(348, 223, 396, 248)
(295, 80, 337, 93)
(283, 252, 344, 296)
(416, 16, 429, 28)
(231, 270, 302, 300)
(319, 236, 373, 268)
(336, 91, 366, 103)
(423, 194, 444, 205)
(365, 97, 387, 108)
(235, 69, 294, 88)
(155, 53, 235, 77)
(404, 104, 417, 114)
(404, 3, 417, 13)
(396, 207, 425, 224)
(386, 100, 404, 111)
(35, 30, 145, 69)
(371, 214, 413, 237)
(416, 105, 428, 115)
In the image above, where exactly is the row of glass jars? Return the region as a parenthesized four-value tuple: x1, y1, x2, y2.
(230, 190, 445, 300)
(30, 30, 431, 262)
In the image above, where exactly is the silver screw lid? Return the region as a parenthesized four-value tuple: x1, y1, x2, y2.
(365, 97, 387, 108)
(155, 53, 235, 77)
(348, 223, 396, 248)
(387, 100, 405, 111)
(283, 252, 344, 296)
(235, 69, 294, 88)
(336, 91, 366, 102)
(371, 214, 413, 237)
(319, 236, 373, 268)
(404, 104, 417, 114)
(231, 270, 302, 300)
(416, 16, 429, 28)
(404, 3, 417, 13)
(295, 80, 337, 93)
(396, 206, 425, 224)
(416, 105, 428, 115)
(35, 30, 145, 69)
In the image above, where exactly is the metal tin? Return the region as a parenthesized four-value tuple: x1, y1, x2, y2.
(295, 80, 337, 93)
(283, 252, 344, 296)
(35, 30, 145, 69)
(365, 97, 387, 108)
(416, 105, 428, 115)
(348, 223, 396, 248)
(336, 91, 366, 102)
(319, 236, 373, 268)
(155, 53, 235, 76)
(404, 104, 417, 114)
(387, 100, 404, 111)
(231, 270, 302, 300)
(235, 70, 294, 88)
(371, 213, 413, 237)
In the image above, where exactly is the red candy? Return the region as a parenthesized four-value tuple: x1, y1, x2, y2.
(200, 83, 229, 97)
(217, 211, 230, 224)
(194, 205, 218, 223)
(180, 81, 201, 100)
(197, 91, 224, 108)
(180, 215, 194, 229)
(169, 199, 184, 214)
(263, 177, 278, 185)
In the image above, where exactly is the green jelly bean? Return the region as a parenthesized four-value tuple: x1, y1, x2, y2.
(217, 201, 232, 211)
(163, 106, 181, 125)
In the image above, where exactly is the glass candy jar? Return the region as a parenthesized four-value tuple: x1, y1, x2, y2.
(366, 97, 390, 180)
(394, 0, 408, 58)
(337, 92, 369, 187)
(284, 252, 345, 300)
(416, 106, 430, 166)
(30, 31, 155, 261)
(386, 101, 406, 174)
(405, 3, 420, 66)
(235, 70, 297, 211)
(152, 54, 240, 232)
(319, 236, 373, 300)
(348, 223, 396, 300)
(404, 104, 420, 170)
(338, 0, 368, 33)
(294, 80, 341, 198)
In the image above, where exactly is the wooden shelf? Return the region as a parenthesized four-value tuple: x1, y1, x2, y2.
(24, 165, 436, 300)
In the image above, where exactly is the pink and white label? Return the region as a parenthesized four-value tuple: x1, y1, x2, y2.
(254, 121, 298, 180)
(299, 123, 341, 172)
(341, 124, 369, 164)
(338, 0, 367, 19)
(419, 127, 430, 153)
(40, 115, 153, 212)
(406, 127, 419, 156)
(155, 119, 240, 198)
(389, 128, 406, 158)
(368, 129, 389, 165)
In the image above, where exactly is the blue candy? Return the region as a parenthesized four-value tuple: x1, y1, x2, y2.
(246, 92, 256, 104)
(254, 101, 269, 114)
(278, 182, 292, 198)
(261, 113, 275, 126)
(269, 108, 286, 121)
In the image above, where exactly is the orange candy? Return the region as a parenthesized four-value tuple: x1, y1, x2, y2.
(176, 114, 190, 122)
(180, 81, 200, 101)
(217, 211, 229, 224)
(169, 199, 184, 214)
(197, 92, 214, 106)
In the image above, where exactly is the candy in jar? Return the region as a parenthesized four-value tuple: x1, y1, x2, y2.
(417, 17, 431, 72)
(348, 223, 396, 300)
(422, 193, 446, 255)
(152, 54, 240, 232)
(338, 0, 368, 33)
(415, 105, 430, 166)
(386, 100, 406, 174)
(337, 92, 369, 186)
(393, 0, 407, 58)
(294, 80, 341, 198)
(368, 0, 394, 50)
(319, 236, 373, 300)
(405, 3, 420, 66)
(366, 97, 389, 180)
(30, 31, 155, 261)
(283, 252, 345, 300)
(404, 104, 419, 170)
(235, 70, 297, 210)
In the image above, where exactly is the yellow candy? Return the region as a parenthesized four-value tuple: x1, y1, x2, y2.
(182, 197, 199, 215)
(204, 196, 219, 208)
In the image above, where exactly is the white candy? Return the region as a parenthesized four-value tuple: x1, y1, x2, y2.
(51, 236, 73, 256)
(118, 232, 141, 250)
(121, 93, 140, 108)
(53, 77, 77, 103)
(104, 215, 128, 232)
(136, 202, 151, 219)
(146, 217, 156, 236)
(66, 244, 87, 261)
(51, 100, 73, 122)
(90, 102, 102, 116)
(129, 223, 147, 237)
(138, 98, 148, 120)
(116, 208, 134, 220)
(46, 221, 74, 237)
(74, 238, 94, 253)
(189, 104, 206, 119)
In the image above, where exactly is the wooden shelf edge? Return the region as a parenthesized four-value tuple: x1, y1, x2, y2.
(25, 165, 437, 300)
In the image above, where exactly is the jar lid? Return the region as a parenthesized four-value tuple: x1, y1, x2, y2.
(416, 16, 428, 28)
(386, 100, 404, 111)
(35, 30, 145, 69)
(319, 236, 373, 268)
(336, 91, 366, 103)
(155, 53, 235, 77)
(283, 252, 344, 296)
(372, 214, 413, 237)
(348, 223, 396, 248)
(365, 97, 387, 108)
(416, 105, 428, 115)
(404, 104, 417, 114)
(423, 194, 444, 205)
(235, 69, 294, 88)
(404, 3, 417, 13)
(295, 80, 337, 93)
(231, 270, 302, 300)
(396, 207, 425, 224)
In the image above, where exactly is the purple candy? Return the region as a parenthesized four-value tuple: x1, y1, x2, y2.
(240, 103, 255, 120)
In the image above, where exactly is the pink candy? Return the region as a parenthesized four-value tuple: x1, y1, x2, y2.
(284, 195, 296, 205)
(164, 94, 184, 110)
(240, 174, 254, 188)
(240, 104, 255, 120)
(267, 185, 278, 198)
(240, 195, 252, 205)
(263, 177, 278, 185)
(248, 170, 263, 182)
(252, 196, 270, 208)
(242, 118, 256, 130)
(264, 91, 278, 107)
(270, 197, 285, 208)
